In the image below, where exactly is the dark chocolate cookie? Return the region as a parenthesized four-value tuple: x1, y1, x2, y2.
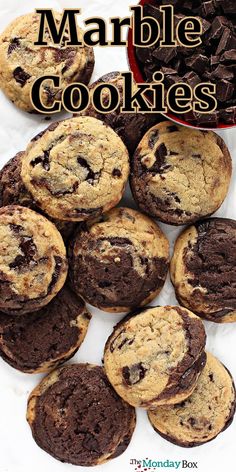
(171, 218, 236, 322)
(104, 305, 206, 408)
(21, 117, 130, 221)
(130, 122, 232, 225)
(0, 152, 76, 241)
(69, 207, 169, 312)
(0, 12, 94, 112)
(27, 364, 136, 466)
(148, 352, 236, 447)
(77, 71, 163, 154)
(0, 205, 68, 315)
(0, 282, 91, 373)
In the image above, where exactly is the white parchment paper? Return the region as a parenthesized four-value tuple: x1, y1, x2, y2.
(0, 2, 235, 472)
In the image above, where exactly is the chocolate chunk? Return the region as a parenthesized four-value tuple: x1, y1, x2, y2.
(216, 29, 236, 55)
(201, 1, 216, 17)
(148, 130, 159, 148)
(210, 16, 229, 40)
(220, 106, 236, 123)
(212, 64, 234, 80)
(155, 143, 167, 160)
(216, 79, 234, 101)
(9, 237, 37, 270)
(112, 169, 122, 178)
(122, 363, 147, 385)
(215, 0, 236, 15)
(221, 49, 236, 62)
(152, 47, 177, 64)
(185, 54, 209, 74)
(8, 37, 20, 55)
(77, 156, 100, 184)
(13, 67, 31, 87)
(183, 71, 201, 88)
(30, 151, 50, 171)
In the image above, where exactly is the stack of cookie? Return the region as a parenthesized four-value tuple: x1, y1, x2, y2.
(0, 9, 235, 468)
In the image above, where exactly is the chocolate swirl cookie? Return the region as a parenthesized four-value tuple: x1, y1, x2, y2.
(0, 152, 76, 241)
(77, 71, 163, 155)
(148, 352, 236, 447)
(104, 306, 206, 408)
(0, 282, 91, 373)
(0, 205, 68, 315)
(130, 122, 232, 225)
(27, 364, 136, 466)
(69, 207, 169, 312)
(0, 12, 94, 112)
(171, 218, 236, 323)
(21, 117, 130, 221)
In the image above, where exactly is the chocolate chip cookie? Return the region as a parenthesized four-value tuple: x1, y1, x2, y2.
(69, 207, 169, 312)
(77, 71, 163, 155)
(0, 282, 91, 373)
(104, 306, 206, 408)
(27, 364, 136, 466)
(171, 218, 236, 323)
(0, 12, 94, 112)
(0, 152, 76, 241)
(0, 205, 68, 315)
(130, 122, 232, 225)
(21, 117, 130, 221)
(148, 352, 236, 447)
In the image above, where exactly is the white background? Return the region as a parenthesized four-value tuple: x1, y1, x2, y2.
(0, 1, 236, 472)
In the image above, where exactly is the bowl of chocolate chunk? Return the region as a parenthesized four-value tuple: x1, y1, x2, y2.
(128, 0, 236, 128)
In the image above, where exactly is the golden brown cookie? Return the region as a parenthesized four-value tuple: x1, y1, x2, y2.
(171, 218, 236, 323)
(0, 12, 94, 112)
(0, 282, 91, 373)
(27, 364, 136, 466)
(0, 152, 76, 241)
(69, 207, 169, 312)
(148, 353, 236, 447)
(130, 122, 232, 225)
(104, 306, 206, 408)
(21, 117, 130, 221)
(0, 205, 68, 315)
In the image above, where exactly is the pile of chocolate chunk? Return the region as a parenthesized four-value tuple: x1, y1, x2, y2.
(136, 0, 236, 127)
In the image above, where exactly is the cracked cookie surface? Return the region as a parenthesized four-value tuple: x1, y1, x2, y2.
(69, 207, 169, 312)
(0, 12, 94, 112)
(0, 152, 76, 241)
(130, 122, 232, 225)
(104, 306, 206, 408)
(0, 282, 91, 373)
(76, 71, 163, 155)
(27, 364, 136, 466)
(148, 352, 236, 447)
(21, 116, 130, 221)
(0, 205, 68, 315)
(171, 218, 236, 323)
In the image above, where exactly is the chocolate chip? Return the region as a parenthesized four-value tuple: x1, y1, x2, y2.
(30, 151, 50, 171)
(112, 168, 122, 178)
(13, 67, 31, 87)
(9, 236, 37, 270)
(77, 156, 100, 183)
(168, 125, 179, 132)
(155, 143, 167, 160)
(122, 363, 148, 385)
(209, 373, 214, 381)
(8, 37, 20, 55)
(188, 417, 196, 427)
(148, 130, 159, 148)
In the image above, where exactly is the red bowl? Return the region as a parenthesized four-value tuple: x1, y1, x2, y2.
(127, 0, 235, 129)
